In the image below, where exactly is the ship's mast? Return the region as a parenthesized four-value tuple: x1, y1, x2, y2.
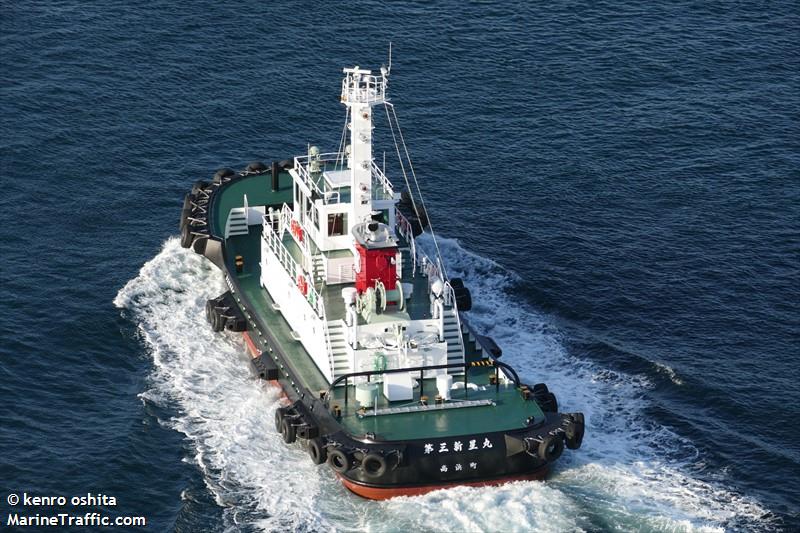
(340, 66, 388, 225)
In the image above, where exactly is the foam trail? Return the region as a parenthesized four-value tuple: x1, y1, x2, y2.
(115, 237, 775, 532)
(115, 239, 332, 531)
(422, 234, 774, 532)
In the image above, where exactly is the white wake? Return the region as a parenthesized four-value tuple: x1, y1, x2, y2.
(114, 237, 773, 532)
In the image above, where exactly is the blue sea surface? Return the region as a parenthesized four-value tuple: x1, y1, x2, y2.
(1, 1, 798, 531)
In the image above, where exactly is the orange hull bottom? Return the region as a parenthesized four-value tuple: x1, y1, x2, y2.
(338, 467, 550, 500)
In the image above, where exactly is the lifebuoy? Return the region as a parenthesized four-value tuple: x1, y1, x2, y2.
(361, 453, 387, 478)
(327, 448, 351, 474)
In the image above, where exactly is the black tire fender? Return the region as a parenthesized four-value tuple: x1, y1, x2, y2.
(246, 161, 267, 172)
(211, 309, 225, 332)
(538, 391, 558, 413)
(205, 299, 216, 325)
(180, 207, 192, 230)
(192, 235, 208, 255)
(327, 448, 352, 474)
(213, 168, 235, 184)
(180, 223, 194, 249)
(192, 180, 210, 195)
(361, 453, 387, 478)
(546, 392, 559, 412)
(565, 421, 585, 450)
(280, 417, 296, 444)
(307, 438, 327, 465)
(454, 286, 472, 311)
(538, 434, 564, 462)
(274, 407, 286, 433)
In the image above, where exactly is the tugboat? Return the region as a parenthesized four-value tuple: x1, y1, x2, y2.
(178, 63, 585, 499)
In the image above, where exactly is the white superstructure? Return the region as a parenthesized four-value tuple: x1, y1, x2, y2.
(256, 65, 466, 389)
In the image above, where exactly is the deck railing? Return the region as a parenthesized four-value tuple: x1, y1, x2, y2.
(395, 209, 417, 276)
(261, 214, 323, 318)
(262, 213, 335, 377)
(395, 207, 466, 361)
(293, 153, 395, 204)
(293, 152, 347, 205)
(371, 162, 394, 200)
(323, 358, 520, 405)
(341, 72, 387, 104)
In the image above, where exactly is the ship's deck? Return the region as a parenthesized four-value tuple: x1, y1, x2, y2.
(327, 371, 545, 440)
(211, 170, 294, 235)
(215, 172, 546, 440)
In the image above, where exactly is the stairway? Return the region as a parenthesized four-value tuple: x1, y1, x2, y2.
(225, 207, 249, 237)
(443, 310, 466, 372)
(327, 320, 352, 380)
(312, 254, 326, 285)
(399, 247, 414, 280)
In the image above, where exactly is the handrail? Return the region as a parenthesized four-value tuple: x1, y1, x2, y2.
(394, 209, 466, 362)
(442, 279, 466, 359)
(261, 214, 324, 318)
(319, 301, 335, 382)
(279, 203, 312, 272)
(395, 208, 417, 276)
(323, 358, 522, 407)
(371, 161, 394, 199)
(262, 213, 335, 378)
(293, 152, 349, 205)
(341, 72, 386, 104)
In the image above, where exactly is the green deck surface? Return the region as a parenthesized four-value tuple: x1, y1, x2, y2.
(212, 171, 293, 235)
(327, 366, 546, 440)
(216, 174, 544, 441)
(226, 229, 330, 393)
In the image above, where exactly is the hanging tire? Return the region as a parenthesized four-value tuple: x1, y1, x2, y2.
(361, 453, 387, 478)
(454, 286, 472, 311)
(180, 223, 194, 248)
(532, 383, 549, 395)
(538, 434, 564, 462)
(327, 448, 351, 474)
(538, 391, 558, 413)
(192, 235, 208, 255)
(278, 159, 294, 170)
(280, 417, 296, 443)
(307, 438, 327, 465)
(408, 216, 424, 237)
(205, 299, 216, 324)
(449, 278, 464, 289)
(274, 407, 286, 433)
(192, 180, 210, 195)
(419, 208, 429, 230)
(211, 309, 225, 332)
(565, 420, 585, 450)
(180, 207, 192, 230)
(213, 168, 235, 184)
(246, 161, 267, 172)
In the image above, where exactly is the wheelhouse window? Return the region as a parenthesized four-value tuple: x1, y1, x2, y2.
(327, 212, 347, 236)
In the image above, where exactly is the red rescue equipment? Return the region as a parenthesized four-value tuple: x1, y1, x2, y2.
(290, 219, 304, 243)
(297, 274, 308, 296)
